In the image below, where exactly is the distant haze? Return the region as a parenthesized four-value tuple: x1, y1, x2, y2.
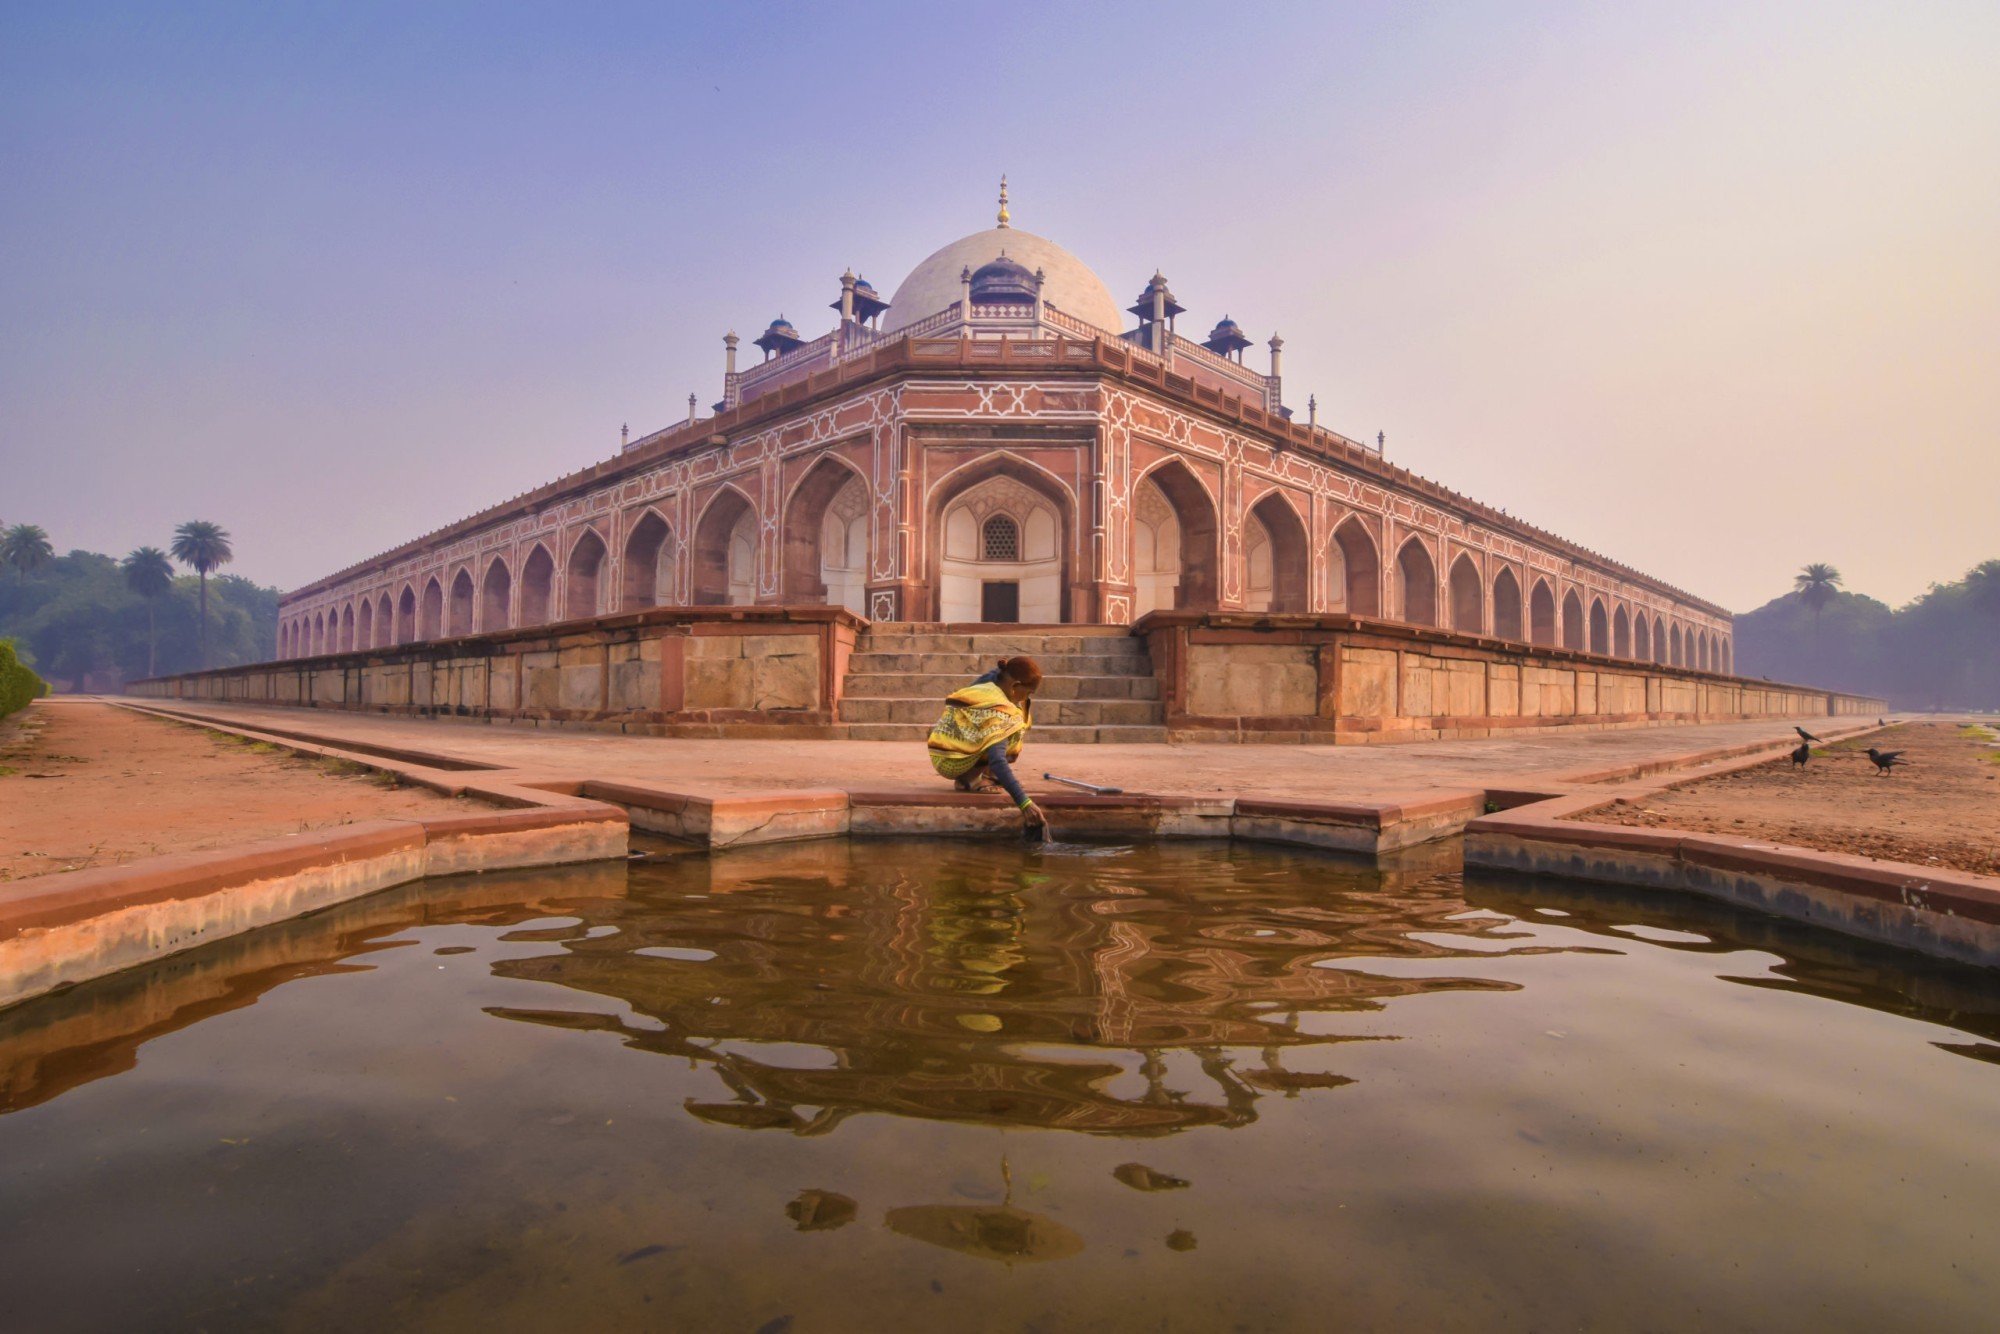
(4, 2, 1995, 611)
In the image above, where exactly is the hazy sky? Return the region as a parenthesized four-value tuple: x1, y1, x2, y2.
(4, 2, 1995, 611)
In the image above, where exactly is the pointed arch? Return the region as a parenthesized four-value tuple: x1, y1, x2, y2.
(1395, 538, 1437, 627)
(419, 576, 444, 640)
(621, 507, 678, 612)
(1448, 553, 1482, 634)
(1669, 622, 1682, 666)
(520, 543, 555, 625)
(357, 598, 374, 651)
(926, 454, 1075, 622)
(1719, 635, 1732, 675)
(1698, 630, 1711, 672)
(1588, 597, 1609, 655)
(565, 528, 608, 620)
(1137, 457, 1220, 613)
(1247, 491, 1309, 613)
(693, 485, 760, 606)
(780, 455, 869, 608)
(339, 603, 355, 652)
(1561, 588, 1585, 650)
(481, 556, 512, 633)
(1327, 515, 1380, 617)
(447, 568, 475, 637)
(1529, 579, 1557, 646)
(1492, 567, 1523, 640)
(1633, 612, 1651, 662)
(311, 612, 325, 655)
(395, 585, 417, 645)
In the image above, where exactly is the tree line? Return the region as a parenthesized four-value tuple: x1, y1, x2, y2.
(1736, 561, 2000, 710)
(0, 520, 278, 691)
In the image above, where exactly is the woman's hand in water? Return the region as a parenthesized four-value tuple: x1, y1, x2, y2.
(1020, 800, 1046, 830)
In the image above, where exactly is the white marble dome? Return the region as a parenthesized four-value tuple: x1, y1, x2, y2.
(883, 226, 1126, 335)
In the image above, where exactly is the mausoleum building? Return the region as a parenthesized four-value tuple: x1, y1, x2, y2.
(276, 184, 1735, 675)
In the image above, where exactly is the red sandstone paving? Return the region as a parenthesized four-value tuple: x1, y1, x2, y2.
(1571, 721, 2000, 879)
(109, 697, 1881, 805)
(0, 701, 487, 883)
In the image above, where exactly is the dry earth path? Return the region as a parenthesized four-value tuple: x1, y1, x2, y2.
(0, 700, 489, 883)
(1576, 720, 2000, 878)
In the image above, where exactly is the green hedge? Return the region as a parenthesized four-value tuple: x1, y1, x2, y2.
(1, 639, 48, 718)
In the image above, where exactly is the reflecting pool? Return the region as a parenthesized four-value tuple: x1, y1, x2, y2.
(2, 840, 1997, 1331)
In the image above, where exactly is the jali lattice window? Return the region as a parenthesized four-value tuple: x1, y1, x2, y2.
(982, 514, 1019, 562)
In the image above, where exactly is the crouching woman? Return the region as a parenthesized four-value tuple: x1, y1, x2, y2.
(926, 656, 1046, 832)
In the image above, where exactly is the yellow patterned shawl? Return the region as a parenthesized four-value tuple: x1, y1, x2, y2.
(927, 681, 1030, 779)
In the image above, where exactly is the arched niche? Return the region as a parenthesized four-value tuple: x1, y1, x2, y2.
(1633, 613, 1652, 662)
(937, 471, 1064, 623)
(357, 599, 373, 651)
(1245, 493, 1309, 614)
(448, 569, 475, 637)
(481, 557, 512, 633)
(1396, 537, 1438, 628)
(1134, 460, 1219, 616)
(1669, 622, 1683, 666)
(1328, 516, 1379, 617)
(1719, 636, 1732, 675)
(1448, 553, 1482, 633)
(520, 544, 555, 625)
(693, 488, 758, 606)
(566, 530, 608, 620)
(339, 604, 355, 652)
(621, 511, 677, 612)
(1493, 567, 1523, 640)
(779, 458, 869, 615)
(1561, 589, 1585, 650)
(1529, 579, 1557, 646)
(1588, 598, 1609, 655)
(396, 585, 417, 645)
(419, 577, 444, 640)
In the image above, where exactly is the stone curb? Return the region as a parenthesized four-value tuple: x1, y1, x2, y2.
(1463, 727, 2000, 967)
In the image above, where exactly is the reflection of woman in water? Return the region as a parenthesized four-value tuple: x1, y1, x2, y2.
(926, 656, 1045, 832)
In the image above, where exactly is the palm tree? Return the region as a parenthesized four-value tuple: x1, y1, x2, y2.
(170, 521, 234, 669)
(122, 547, 176, 677)
(1793, 562, 1843, 644)
(1, 523, 54, 585)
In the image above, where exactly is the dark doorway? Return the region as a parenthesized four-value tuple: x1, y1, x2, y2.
(981, 581, 1020, 623)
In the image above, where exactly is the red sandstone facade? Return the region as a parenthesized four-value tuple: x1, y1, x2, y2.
(276, 210, 1735, 671)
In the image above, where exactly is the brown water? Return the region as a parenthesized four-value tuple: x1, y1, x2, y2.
(2, 840, 1997, 1332)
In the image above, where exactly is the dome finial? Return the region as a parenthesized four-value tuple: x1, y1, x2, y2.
(997, 174, 1010, 228)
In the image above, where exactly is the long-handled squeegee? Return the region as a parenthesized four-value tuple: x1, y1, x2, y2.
(1043, 773, 1124, 796)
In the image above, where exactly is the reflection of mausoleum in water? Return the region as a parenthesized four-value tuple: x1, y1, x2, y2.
(487, 843, 1513, 1136)
(277, 182, 1734, 673)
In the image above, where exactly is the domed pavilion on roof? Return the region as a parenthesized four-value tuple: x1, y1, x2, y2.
(274, 181, 1737, 682)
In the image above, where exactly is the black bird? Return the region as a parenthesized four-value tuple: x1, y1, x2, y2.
(1878, 717, 1886, 726)
(1795, 726, 1823, 743)
(1865, 747, 1906, 776)
(1790, 742, 1811, 768)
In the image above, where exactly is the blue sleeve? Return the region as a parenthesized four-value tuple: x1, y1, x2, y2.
(982, 743, 1029, 806)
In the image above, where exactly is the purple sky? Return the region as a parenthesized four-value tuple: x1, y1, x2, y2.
(4, 2, 1995, 610)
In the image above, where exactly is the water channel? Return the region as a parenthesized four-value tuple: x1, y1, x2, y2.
(2, 839, 1996, 1331)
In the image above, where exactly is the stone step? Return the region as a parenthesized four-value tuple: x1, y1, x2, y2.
(856, 632, 1149, 657)
(840, 672, 1161, 701)
(838, 696, 1163, 727)
(841, 722, 1172, 745)
(845, 651, 1150, 678)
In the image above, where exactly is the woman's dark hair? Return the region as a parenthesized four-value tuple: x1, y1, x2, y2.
(997, 656, 1043, 690)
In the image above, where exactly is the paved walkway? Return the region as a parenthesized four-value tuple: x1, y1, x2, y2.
(107, 699, 1880, 806)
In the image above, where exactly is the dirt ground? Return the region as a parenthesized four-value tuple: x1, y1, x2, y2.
(1574, 720, 2000, 878)
(0, 701, 489, 884)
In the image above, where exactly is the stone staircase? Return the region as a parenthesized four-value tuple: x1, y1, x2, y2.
(839, 625, 1167, 743)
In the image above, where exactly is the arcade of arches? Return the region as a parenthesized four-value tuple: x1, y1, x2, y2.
(279, 445, 1731, 676)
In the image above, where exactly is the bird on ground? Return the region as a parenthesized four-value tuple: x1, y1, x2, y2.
(1878, 717, 1887, 727)
(1791, 742, 1811, 768)
(1795, 726, 1823, 743)
(1865, 748, 1906, 776)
